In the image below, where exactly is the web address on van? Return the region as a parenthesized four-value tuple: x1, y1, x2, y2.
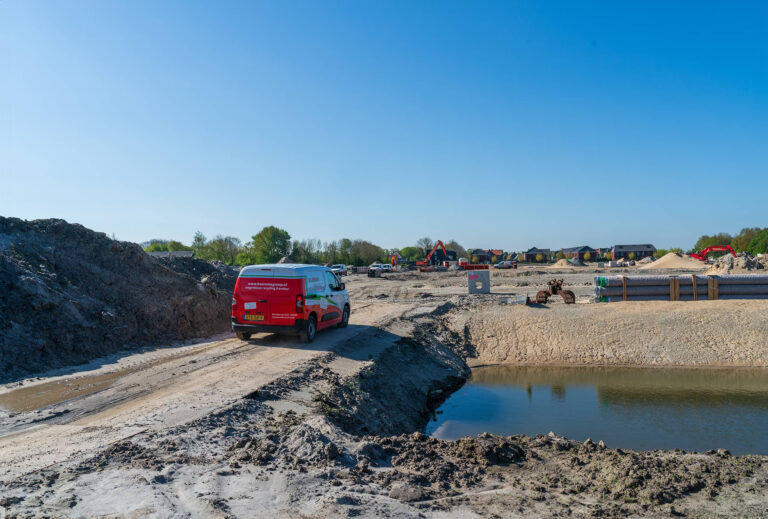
(244, 281, 291, 291)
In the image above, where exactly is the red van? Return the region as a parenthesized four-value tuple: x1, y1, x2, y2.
(231, 264, 351, 343)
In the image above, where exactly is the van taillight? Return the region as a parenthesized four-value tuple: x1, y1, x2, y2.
(295, 294, 304, 313)
(232, 296, 237, 306)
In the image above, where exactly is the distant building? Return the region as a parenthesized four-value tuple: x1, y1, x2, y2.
(146, 250, 195, 259)
(521, 247, 551, 263)
(595, 247, 612, 259)
(611, 244, 656, 260)
(468, 249, 504, 264)
(469, 249, 491, 264)
(560, 246, 597, 261)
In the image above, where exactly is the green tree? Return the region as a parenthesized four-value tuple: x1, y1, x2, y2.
(694, 233, 734, 254)
(339, 238, 353, 264)
(747, 229, 768, 255)
(167, 240, 192, 252)
(192, 231, 207, 254)
(203, 235, 242, 264)
(245, 226, 292, 264)
(444, 240, 467, 259)
(654, 247, 683, 258)
(556, 250, 565, 260)
(400, 246, 423, 261)
(144, 241, 169, 252)
(732, 227, 763, 252)
(325, 241, 340, 264)
(350, 240, 386, 266)
(416, 237, 434, 255)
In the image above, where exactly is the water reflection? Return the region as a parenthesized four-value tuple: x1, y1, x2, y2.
(427, 366, 768, 455)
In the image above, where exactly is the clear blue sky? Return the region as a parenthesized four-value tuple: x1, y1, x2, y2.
(2, 1, 766, 251)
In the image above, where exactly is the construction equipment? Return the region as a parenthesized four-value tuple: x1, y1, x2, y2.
(416, 240, 457, 270)
(534, 279, 575, 304)
(458, 261, 490, 271)
(690, 245, 737, 262)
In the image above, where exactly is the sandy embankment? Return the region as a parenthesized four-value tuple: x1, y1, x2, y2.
(450, 300, 768, 368)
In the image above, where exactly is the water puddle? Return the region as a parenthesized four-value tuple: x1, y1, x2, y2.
(427, 365, 768, 455)
(0, 371, 126, 413)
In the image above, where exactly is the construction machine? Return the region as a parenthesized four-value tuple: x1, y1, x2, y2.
(533, 279, 575, 304)
(690, 245, 737, 262)
(416, 240, 457, 269)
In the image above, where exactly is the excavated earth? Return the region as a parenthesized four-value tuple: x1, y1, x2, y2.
(2, 247, 768, 517)
(0, 217, 237, 382)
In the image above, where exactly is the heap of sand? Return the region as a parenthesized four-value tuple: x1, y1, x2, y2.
(639, 252, 706, 270)
(547, 258, 582, 269)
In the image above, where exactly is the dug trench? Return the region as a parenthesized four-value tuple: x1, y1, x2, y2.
(5, 298, 768, 518)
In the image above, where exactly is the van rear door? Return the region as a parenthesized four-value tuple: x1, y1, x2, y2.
(235, 267, 305, 326)
(235, 267, 273, 324)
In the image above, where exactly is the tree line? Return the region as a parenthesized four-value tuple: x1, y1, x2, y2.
(145, 227, 398, 266)
(657, 228, 768, 258)
(143, 227, 768, 267)
(143, 231, 472, 267)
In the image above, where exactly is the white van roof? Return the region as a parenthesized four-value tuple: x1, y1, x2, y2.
(239, 264, 327, 277)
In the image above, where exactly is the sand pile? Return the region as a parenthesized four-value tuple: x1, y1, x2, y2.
(549, 259, 570, 268)
(547, 258, 588, 269)
(638, 252, 705, 270)
(638, 256, 655, 264)
(706, 253, 768, 275)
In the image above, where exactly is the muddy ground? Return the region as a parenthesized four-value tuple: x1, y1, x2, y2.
(2, 268, 768, 517)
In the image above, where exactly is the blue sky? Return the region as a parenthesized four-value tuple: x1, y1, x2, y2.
(1, 1, 766, 251)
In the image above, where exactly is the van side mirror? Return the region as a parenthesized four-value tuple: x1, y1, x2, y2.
(339, 283, 345, 291)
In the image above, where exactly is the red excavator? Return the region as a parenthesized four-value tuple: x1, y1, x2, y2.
(416, 240, 453, 266)
(690, 245, 738, 262)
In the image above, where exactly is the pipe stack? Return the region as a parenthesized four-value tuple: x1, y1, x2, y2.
(594, 275, 768, 302)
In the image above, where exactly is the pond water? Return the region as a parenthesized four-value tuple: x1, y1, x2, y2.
(426, 366, 768, 455)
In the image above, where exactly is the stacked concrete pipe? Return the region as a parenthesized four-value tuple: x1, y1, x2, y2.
(594, 274, 768, 302)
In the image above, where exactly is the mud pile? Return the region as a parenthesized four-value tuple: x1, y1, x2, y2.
(156, 256, 239, 294)
(0, 217, 233, 381)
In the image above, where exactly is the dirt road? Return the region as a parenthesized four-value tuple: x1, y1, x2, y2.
(0, 301, 404, 481)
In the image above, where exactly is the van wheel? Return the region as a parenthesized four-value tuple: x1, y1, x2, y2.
(337, 305, 349, 328)
(302, 315, 317, 343)
(236, 332, 251, 341)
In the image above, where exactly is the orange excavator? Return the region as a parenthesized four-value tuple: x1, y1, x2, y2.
(690, 245, 737, 262)
(416, 240, 455, 266)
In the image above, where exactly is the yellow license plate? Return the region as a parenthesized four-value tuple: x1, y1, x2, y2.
(243, 314, 264, 321)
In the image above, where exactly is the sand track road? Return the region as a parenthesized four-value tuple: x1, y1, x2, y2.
(0, 301, 405, 481)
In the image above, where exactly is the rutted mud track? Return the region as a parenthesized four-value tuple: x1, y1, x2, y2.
(2, 272, 768, 517)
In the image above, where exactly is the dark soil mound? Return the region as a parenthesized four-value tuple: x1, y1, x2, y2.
(0, 217, 235, 381)
(156, 257, 239, 294)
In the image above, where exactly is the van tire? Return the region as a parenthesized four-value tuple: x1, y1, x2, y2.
(236, 332, 252, 341)
(302, 315, 317, 343)
(337, 305, 349, 328)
